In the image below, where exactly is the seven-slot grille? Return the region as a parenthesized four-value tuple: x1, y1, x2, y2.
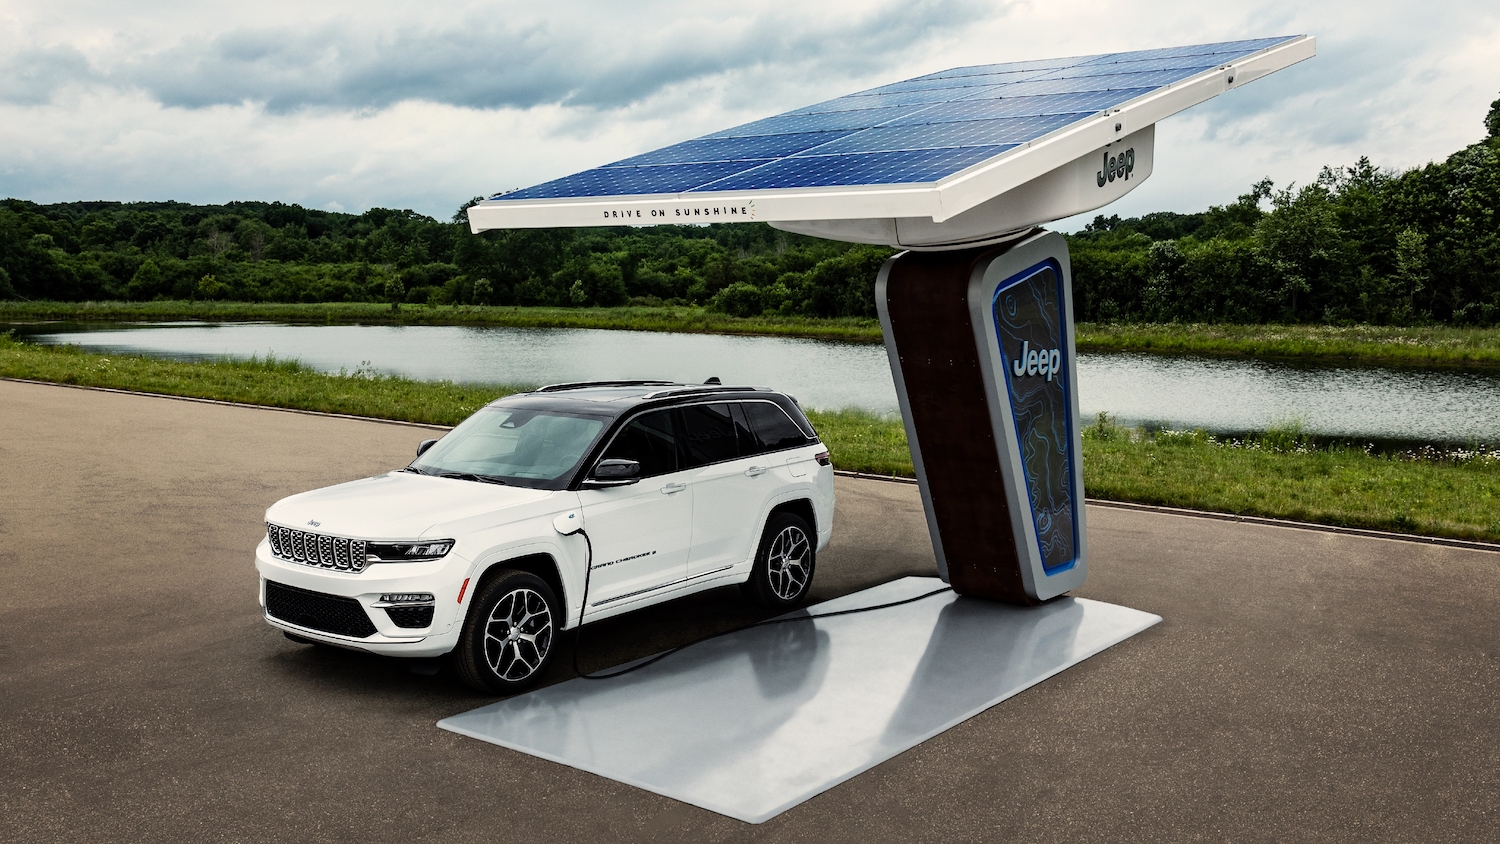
(267, 523, 368, 573)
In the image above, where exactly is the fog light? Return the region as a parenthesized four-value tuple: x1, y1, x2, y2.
(380, 592, 435, 604)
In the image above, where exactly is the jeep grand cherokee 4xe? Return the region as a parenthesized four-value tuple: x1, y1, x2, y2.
(255, 381, 834, 692)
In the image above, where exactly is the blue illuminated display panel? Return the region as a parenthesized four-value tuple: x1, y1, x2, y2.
(992, 262, 1079, 573)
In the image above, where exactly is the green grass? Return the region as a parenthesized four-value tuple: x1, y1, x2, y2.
(1080, 416, 1500, 543)
(0, 300, 883, 343)
(3, 334, 1497, 543)
(7, 301, 1500, 367)
(0, 333, 520, 426)
(797, 409, 914, 478)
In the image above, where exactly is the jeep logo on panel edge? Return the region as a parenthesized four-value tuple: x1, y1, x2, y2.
(1096, 147, 1135, 186)
(1011, 340, 1062, 381)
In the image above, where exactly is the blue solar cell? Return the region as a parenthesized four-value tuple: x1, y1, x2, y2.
(931, 67, 1057, 85)
(491, 37, 1302, 200)
(920, 56, 1087, 79)
(886, 66, 1048, 86)
(705, 105, 923, 138)
(959, 69, 1208, 100)
(886, 90, 1154, 125)
(806, 114, 1090, 155)
(1076, 37, 1291, 66)
(501, 160, 770, 200)
(865, 68, 1057, 95)
(1037, 55, 1226, 77)
(694, 145, 1016, 191)
(1034, 62, 1217, 82)
(605, 131, 860, 167)
(789, 85, 1004, 114)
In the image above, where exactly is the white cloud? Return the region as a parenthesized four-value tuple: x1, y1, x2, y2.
(1, 0, 1496, 222)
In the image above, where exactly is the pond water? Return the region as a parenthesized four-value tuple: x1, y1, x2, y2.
(11, 321, 1500, 444)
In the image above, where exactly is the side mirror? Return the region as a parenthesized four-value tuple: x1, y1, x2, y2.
(417, 438, 438, 457)
(584, 458, 641, 487)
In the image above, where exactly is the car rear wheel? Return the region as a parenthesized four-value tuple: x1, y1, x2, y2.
(450, 569, 559, 694)
(741, 512, 815, 609)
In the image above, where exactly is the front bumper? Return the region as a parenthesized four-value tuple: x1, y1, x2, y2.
(255, 538, 469, 658)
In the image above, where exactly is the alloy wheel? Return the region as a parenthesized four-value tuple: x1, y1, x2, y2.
(766, 526, 811, 601)
(483, 587, 554, 681)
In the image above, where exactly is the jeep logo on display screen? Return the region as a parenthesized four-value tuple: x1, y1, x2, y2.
(1010, 341, 1061, 381)
(993, 262, 1080, 574)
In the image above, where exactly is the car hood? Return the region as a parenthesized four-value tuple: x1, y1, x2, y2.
(265, 472, 556, 540)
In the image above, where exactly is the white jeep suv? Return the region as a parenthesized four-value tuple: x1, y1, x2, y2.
(255, 381, 834, 693)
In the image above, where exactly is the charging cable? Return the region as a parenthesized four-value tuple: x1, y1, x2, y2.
(571, 525, 597, 681)
(555, 508, 953, 681)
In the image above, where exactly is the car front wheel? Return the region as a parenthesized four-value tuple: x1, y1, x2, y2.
(450, 569, 559, 694)
(742, 512, 816, 609)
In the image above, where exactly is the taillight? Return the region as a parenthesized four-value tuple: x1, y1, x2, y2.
(814, 451, 831, 466)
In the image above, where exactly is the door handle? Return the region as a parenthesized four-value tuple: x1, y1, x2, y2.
(745, 466, 768, 477)
(660, 483, 687, 494)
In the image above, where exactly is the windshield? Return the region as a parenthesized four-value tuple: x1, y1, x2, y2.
(410, 406, 608, 489)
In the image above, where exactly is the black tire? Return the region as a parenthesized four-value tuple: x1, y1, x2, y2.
(741, 512, 816, 609)
(450, 569, 560, 694)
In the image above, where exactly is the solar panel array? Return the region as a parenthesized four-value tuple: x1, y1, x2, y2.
(496, 37, 1296, 201)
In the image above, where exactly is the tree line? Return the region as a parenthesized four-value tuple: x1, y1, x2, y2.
(2, 95, 1497, 325)
(1070, 97, 1500, 326)
(0, 196, 888, 318)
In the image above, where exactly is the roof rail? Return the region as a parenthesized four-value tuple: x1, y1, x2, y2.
(640, 385, 764, 399)
(535, 380, 676, 393)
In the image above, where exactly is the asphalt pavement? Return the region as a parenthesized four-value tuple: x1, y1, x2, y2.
(2, 379, 1496, 843)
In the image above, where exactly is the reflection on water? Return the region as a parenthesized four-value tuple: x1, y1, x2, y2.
(11, 320, 1500, 443)
(1083, 352, 1500, 444)
(14, 321, 890, 415)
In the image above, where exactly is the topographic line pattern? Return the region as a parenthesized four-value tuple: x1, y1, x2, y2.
(994, 265, 1077, 571)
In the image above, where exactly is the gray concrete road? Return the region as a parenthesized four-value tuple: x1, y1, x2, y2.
(2, 379, 1496, 843)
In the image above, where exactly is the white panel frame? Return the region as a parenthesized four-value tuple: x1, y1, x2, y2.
(784, 124, 1154, 249)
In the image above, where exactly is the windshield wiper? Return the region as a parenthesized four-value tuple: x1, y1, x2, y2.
(399, 466, 426, 474)
(434, 471, 508, 486)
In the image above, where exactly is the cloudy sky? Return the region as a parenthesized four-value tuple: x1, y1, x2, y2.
(2, 0, 1496, 226)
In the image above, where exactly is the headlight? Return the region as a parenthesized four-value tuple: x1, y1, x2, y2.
(365, 541, 454, 562)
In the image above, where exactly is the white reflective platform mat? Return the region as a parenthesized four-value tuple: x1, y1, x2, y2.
(438, 577, 1161, 823)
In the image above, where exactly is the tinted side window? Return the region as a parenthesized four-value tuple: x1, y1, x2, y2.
(729, 403, 760, 456)
(600, 410, 679, 478)
(681, 403, 740, 467)
(743, 401, 809, 452)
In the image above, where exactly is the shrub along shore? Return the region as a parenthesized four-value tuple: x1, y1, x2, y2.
(6, 300, 1500, 368)
(3, 334, 1496, 543)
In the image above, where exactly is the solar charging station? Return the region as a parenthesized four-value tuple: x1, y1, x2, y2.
(469, 35, 1315, 605)
(449, 36, 1315, 821)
